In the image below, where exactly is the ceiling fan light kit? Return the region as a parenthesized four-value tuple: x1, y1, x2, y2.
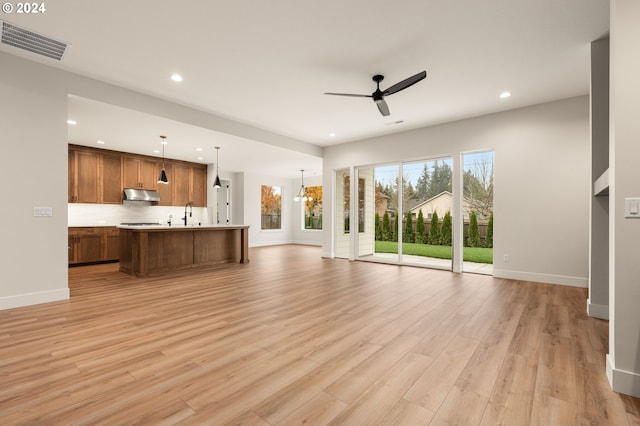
(325, 70, 427, 117)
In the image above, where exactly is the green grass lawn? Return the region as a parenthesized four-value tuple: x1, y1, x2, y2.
(375, 241, 493, 264)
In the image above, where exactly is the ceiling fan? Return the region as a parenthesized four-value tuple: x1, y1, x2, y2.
(325, 70, 427, 117)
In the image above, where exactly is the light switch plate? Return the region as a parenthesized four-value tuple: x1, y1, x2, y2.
(33, 206, 53, 217)
(624, 198, 640, 218)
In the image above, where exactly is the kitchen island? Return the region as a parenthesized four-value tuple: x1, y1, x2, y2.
(118, 224, 249, 277)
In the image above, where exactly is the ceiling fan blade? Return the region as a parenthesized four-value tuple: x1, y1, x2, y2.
(383, 70, 427, 96)
(377, 100, 390, 116)
(324, 92, 372, 98)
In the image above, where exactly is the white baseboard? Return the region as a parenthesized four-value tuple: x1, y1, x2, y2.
(291, 240, 322, 247)
(249, 240, 322, 248)
(587, 299, 609, 319)
(0, 288, 69, 311)
(607, 354, 640, 397)
(493, 268, 587, 288)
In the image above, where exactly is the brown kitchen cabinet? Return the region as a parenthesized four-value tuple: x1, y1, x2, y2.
(104, 227, 120, 261)
(191, 165, 207, 207)
(69, 145, 206, 207)
(101, 153, 123, 204)
(173, 163, 207, 207)
(69, 145, 123, 204)
(68, 148, 100, 203)
(123, 157, 157, 190)
(173, 163, 191, 206)
(68, 227, 120, 265)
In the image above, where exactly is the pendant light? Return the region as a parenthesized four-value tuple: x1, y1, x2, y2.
(294, 169, 312, 201)
(213, 146, 222, 188)
(157, 135, 169, 184)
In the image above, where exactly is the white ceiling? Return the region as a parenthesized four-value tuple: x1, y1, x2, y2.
(2, 0, 609, 177)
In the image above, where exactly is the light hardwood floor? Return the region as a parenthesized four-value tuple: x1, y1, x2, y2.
(1, 245, 639, 425)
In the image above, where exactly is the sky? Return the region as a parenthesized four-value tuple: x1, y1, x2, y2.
(372, 151, 493, 187)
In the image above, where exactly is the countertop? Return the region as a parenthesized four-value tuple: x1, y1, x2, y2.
(117, 224, 249, 230)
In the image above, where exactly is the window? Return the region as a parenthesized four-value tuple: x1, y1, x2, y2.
(303, 186, 323, 230)
(261, 185, 281, 230)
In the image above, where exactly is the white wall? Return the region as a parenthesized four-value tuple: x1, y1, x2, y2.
(323, 96, 590, 287)
(0, 56, 69, 310)
(608, 0, 640, 397)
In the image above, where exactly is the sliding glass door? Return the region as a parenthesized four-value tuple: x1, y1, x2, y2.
(355, 158, 453, 271)
(400, 158, 453, 269)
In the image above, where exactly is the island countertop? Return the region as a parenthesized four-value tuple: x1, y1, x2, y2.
(117, 224, 248, 231)
(119, 225, 249, 277)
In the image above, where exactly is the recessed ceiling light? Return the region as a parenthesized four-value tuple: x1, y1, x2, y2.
(197, 156, 204, 160)
(96, 140, 105, 145)
(196, 147, 203, 152)
(170, 73, 183, 82)
(499, 91, 511, 99)
(153, 149, 160, 154)
(329, 132, 336, 137)
(67, 119, 77, 125)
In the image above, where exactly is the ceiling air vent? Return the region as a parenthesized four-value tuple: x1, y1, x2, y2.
(1, 21, 68, 60)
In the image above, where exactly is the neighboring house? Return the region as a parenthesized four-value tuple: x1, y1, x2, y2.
(408, 191, 487, 221)
(375, 190, 390, 217)
(409, 191, 455, 220)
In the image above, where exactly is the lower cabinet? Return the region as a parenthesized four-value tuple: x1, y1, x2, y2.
(69, 227, 120, 265)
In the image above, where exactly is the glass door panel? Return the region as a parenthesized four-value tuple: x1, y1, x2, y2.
(372, 165, 399, 262)
(462, 151, 494, 274)
(401, 158, 453, 270)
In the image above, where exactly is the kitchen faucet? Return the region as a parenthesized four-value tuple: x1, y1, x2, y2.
(183, 202, 193, 226)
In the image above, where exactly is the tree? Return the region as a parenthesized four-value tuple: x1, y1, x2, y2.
(485, 212, 493, 248)
(428, 211, 440, 245)
(260, 185, 281, 214)
(304, 186, 323, 229)
(463, 155, 493, 220)
(375, 212, 381, 240)
(382, 211, 392, 241)
(404, 211, 414, 243)
(441, 211, 452, 246)
(415, 209, 426, 243)
(415, 164, 430, 199)
(426, 161, 453, 199)
(468, 211, 480, 247)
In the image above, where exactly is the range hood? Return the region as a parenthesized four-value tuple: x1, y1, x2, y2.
(123, 188, 160, 202)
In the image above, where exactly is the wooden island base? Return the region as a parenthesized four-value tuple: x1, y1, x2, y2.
(119, 225, 249, 277)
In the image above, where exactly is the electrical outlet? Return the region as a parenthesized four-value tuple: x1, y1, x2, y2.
(503, 254, 510, 262)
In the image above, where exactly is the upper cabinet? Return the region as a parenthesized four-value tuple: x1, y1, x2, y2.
(123, 157, 158, 190)
(191, 166, 207, 207)
(69, 149, 99, 203)
(68, 145, 206, 207)
(69, 146, 122, 204)
(101, 152, 123, 204)
(173, 163, 207, 207)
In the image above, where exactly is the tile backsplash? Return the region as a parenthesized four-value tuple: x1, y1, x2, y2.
(68, 202, 210, 227)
